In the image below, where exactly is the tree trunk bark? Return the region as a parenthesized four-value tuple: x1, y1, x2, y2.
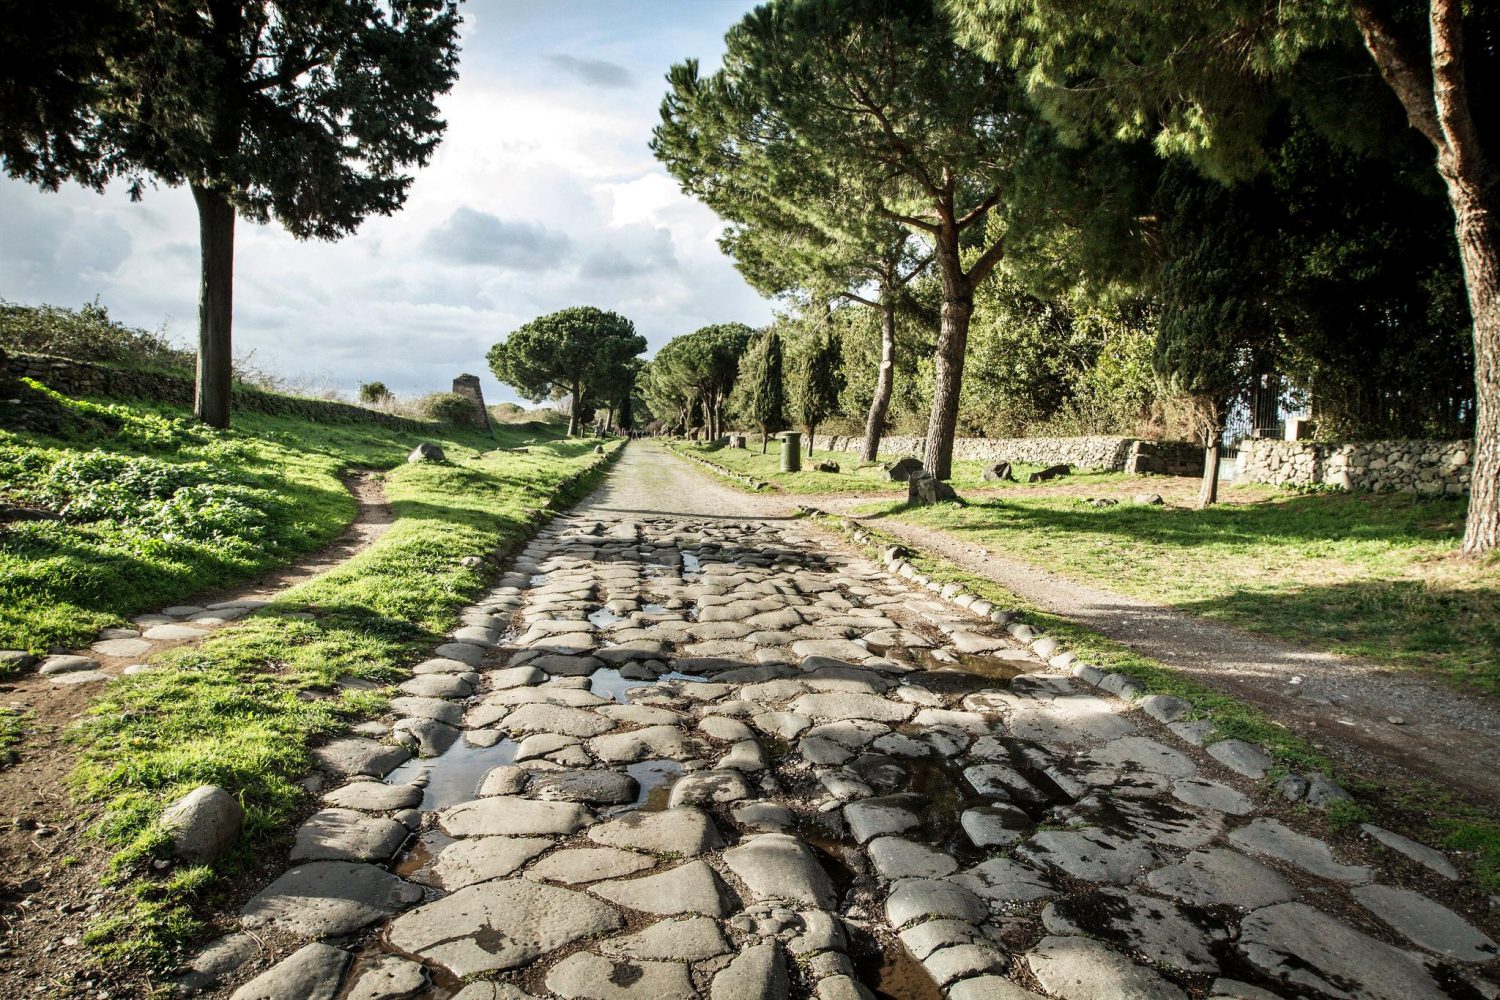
(861, 298, 897, 464)
(762, 429, 769, 454)
(1452, 184, 1500, 554)
(1198, 439, 1222, 508)
(806, 425, 815, 456)
(192, 184, 235, 429)
(568, 380, 581, 437)
(923, 295, 972, 481)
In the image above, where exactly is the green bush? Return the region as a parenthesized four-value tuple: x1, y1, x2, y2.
(420, 391, 478, 425)
(0, 300, 193, 373)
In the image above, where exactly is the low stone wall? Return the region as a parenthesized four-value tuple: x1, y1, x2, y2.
(2, 352, 430, 432)
(808, 433, 1203, 475)
(1236, 438, 1472, 495)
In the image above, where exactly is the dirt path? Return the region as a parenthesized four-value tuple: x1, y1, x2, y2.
(172, 445, 1496, 999)
(0, 469, 394, 994)
(817, 496, 1500, 810)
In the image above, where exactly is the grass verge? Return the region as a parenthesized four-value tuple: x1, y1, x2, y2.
(56, 422, 619, 966)
(856, 488, 1500, 699)
(814, 509, 1500, 892)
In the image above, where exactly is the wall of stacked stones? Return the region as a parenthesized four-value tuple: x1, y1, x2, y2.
(1236, 439, 1473, 495)
(808, 433, 1203, 475)
(3, 351, 429, 432)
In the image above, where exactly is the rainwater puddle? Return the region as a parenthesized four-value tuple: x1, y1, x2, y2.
(587, 607, 627, 629)
(620, 759, 683, 812)
(588, 667, 657, 703)
(394, 828, 455, 882)
(641, 603, 669, 615)
(912, 646, 1040, 682)
(855, 942, 943, 1000)
(339, 939, 464, 1000)
(680, 551, 703, 577)
(528, 572, 549, 586)
(386, 738, 519, 811)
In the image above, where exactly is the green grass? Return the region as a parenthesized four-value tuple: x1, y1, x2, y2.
(0, 708, 26, 765)
(671, 438, 1129, 495)
(816, 512, 1500, 891)
(0, 384, 505, 660)
(857, 489, 1500, 698)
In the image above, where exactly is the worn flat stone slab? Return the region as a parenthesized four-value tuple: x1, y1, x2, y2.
(426, 836, 553, 889)
(240, 861, 421, 937)
(951, 857, 1059, 905)
(344, 955, 427, 1000)
(711, 942, 790, 1000)
(948, 978, 1043, 1000)
(1206, 739, 1273, 779)
(590, 725, 701, 762)
(546, 952, 695, 1000)
(321, 781, 424, 812)
(1026, 936, 1186, 1000)
(790, 693, 912, 724)
(91, 637, 153, 657)
(1353, 884, 1498, 962)
(399, 673, 475, 699)
(38, 654, 100, 675)
(1008, 697, 1135, 744)
(1042, 888, 1221, 973)
(386, 879, 623, 978)
(960, 804, 1032, 848)
(143, 623, 210, 641)
(389, 696, 463, 725)
(229, 942, 351, 1000)
(290, 809, 408, 862)
(963, 763, 1048, 803)
(1238, 902, 1446, 1000)
(1171, 778, 1254, 816)
(868, 837, 959, 880)
(599, 916, 731, 961)
(724, 833, 839, 908)
(668, 768, 754, 808)
(884, 878, 988, 928)
(1088, 736, 1197, 778)
(526, 847, 656, 885)
(588, 807, 723, 856)
(528, 769, 638, 805)
(1017, 829, 1157, 884)
(412, 656, 477, 674)
(499, 703, 615, 738)
(1360, 824, 1459, 879)
(434, 641, 487, 665)
(438, 796, 591, 838)
(1228, 818, 1372, 883)
(1145, 848, 1296, 908)
(843, 795, 920, 843)
(590, 859, 734, 917)
(392, 717, 460, 757)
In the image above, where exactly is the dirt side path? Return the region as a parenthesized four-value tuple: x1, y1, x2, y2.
(815, 498, 1500, 810)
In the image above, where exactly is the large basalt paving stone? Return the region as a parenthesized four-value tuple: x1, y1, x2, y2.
(709, 942, 790, 1000)
(526, 847, 656, 885)
(437, 796, 591, 838)
(290, 809, 408, 862)
(1042, 888, 1223, 973)
(498, 703, 615, 738)
(386, 878, 623, 978)
(240, 861, 421, 937)
(951, 857, 1059, 905)
(590, 859, 735, 917)
(587, 807, 723, 856)
(1237, 902, 1447, 1000)
(884, 878, 988, 928)
(312, 737, 409, 778)
(724, 833, 839, 908)
(1352, 884, 1499, 962)
(229, 942, 350, 1000)
(598, 916, 731, 961)
(546, 952, 696, 1000)
(1016, 829, 1158, 884)
(424, 836, 553, 889)
(527, 768, 638, 804)
(1228, 818, 1372, 883)
(1145, 848, 1295, 908)
(1026, 936, 1186, 1000)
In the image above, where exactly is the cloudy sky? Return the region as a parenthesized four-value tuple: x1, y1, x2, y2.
(0, 0, 772, 406)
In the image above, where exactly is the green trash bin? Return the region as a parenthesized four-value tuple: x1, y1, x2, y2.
(780, 432, 802, 473)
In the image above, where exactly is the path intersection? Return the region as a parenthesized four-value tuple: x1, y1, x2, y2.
(202, 445, 1498, 999)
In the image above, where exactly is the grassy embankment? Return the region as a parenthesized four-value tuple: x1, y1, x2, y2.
(817, 512, 1500, 892)
(671, 437, 1131, 495)
(2, 382, 620, 965)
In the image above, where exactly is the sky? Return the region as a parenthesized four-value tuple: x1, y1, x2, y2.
(0, 0, 773, 407)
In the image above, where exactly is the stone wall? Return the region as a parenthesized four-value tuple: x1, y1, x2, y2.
(1236, 438, 1472, 495)
(808, 433, 1203, 475)
(1, 352, 430, 432)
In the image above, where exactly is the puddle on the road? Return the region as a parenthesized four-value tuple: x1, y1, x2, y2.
(641, 603, 669, 615)
(337, 939, 464, 1000)
(386, 738, 519, 811)
(854, 941, 944, 1000)
(680, 550, 703, 577)
(620, 758, 683, 812)
(588, 667, 657, 703)
(587, 607, 626, 629)
(902, 756, 989, 863)
(394, 828, 455, 882)
(528, 573, 548, 587)
(912, 646, 1041, 682)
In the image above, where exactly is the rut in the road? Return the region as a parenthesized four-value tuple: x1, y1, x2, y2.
(194, 495, 1496, 1000)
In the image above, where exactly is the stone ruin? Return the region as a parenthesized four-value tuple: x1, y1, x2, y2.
(451, 373, 493, 433)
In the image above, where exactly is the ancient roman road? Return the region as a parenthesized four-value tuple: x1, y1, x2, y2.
(201, 442, 1496, 999)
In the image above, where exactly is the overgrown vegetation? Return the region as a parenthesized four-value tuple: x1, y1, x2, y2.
(861, 490, 1500, 698)
(1, 300, 194, 372)
(53, 405, 617, 965)
(0, 384, 492, 660)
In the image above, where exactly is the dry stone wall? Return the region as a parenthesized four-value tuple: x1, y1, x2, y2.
(1236, 439, 1472, 495)
(808, 433, 1203, 475)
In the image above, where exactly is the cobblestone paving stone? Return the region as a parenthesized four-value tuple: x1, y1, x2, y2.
(199, 444, 1498, 999)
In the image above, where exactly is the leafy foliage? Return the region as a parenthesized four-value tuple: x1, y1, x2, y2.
(488, 306, 646, 436)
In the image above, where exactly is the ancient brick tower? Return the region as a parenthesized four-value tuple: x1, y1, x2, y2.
(451, 373, 493, 432)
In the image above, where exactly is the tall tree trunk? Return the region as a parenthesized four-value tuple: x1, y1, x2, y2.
(1351, 0, 1497, 553)
(762, 428, 769, 454)
(1198, 439, 1222, 508)
(806, 424, 815, 456)
(568, 379, 581, 437)
(923, 295, 972, 481)
(861, 298, 897, 463)
(192, 184, 235, 429)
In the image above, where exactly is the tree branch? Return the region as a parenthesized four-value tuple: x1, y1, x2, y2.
(1348, 0, 1444, 151)
(955, 187, 1003, 230)
(840, 290, 880, 307)
(879, 207, 940, 235)
(1427, 0, 1486, 186)
(965, 237, 1007, 286)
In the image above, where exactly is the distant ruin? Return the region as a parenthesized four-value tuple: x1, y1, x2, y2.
(451, 373, 493, 432)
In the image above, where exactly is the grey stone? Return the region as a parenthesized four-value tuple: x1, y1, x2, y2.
(178, 932, 258, 994)
(1237, 902, 1446, 1000)
(427, 836, 553, 889)
(290, 808, 408, 862)
(884, 878, 988, 928)
(388, 696, 462, 725)
(923, 943, 1008, 987)
(386, 879, 623, 978)
(887, 457, 924, 481)
(711, 942, 790, 1000)
(399, 672, 476, 700)
(588, 807, 723, 855)
(720, 739, 770, 772)
(142, 623, 210, 640)
(1305, 774, 1354, 808)
(435, 641, 486, 664)
(91, 637, 154, 657)
(963, 763, 1048, 803)
(590, 724, 701, 762)
(951, 856, 1058, 904)
(1089, 735, 1197, 777)
(438, 796, 591, 837)
(1171, 778, 1254, 816)
(1360, 824, 1459, 879)
(1139, 694, 1191, 723)
(1145, 848, 1296, 908)
(526, 847, 656, 885)
(700, 716, 755, 742)
(733, 801, 796, 831)
(343, 955, 427, 1000)
(960, 804, 1032, 848)
(600, 916, 731, 961)
(908, 472, 960, 506)
(590, 859, 734, 917)
(1017, 829, 1157, 884)
(868, 837, 958, 880)
(38, 654, 99, 675)
(948, 979, 1043, 1000)
(161, 785, 244, 864)
(668, 768, 754, 808)
(408, 442, 446, 463)
(240, 861, 421, 936)
(1229, 818, 1372, 883)
(547, 952, 695, 1000)
(899, 919, 988, 960)
(816, 977, 878, 1000)
(1206, 980, 1284, 1000)
(391, 717, 460, 757)
(1353, 884, 1498, 962)
(1026, 936, 1186, 1000)
(724, 833, 839, 908)
(1206, 739, 1273, 779)
(499, 703, 614, 738)
(229, 942, 351, 1000)
(844, 795, 920, 843)
(753, 711, 814, 739)
(528, 768, 638, 804)
(1042, 888, 1221, 973)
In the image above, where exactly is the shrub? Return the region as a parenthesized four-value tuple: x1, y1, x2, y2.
(0, 301, 193, 373)
(358, 381, 392, 404)
(419, 392, 478, 425)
